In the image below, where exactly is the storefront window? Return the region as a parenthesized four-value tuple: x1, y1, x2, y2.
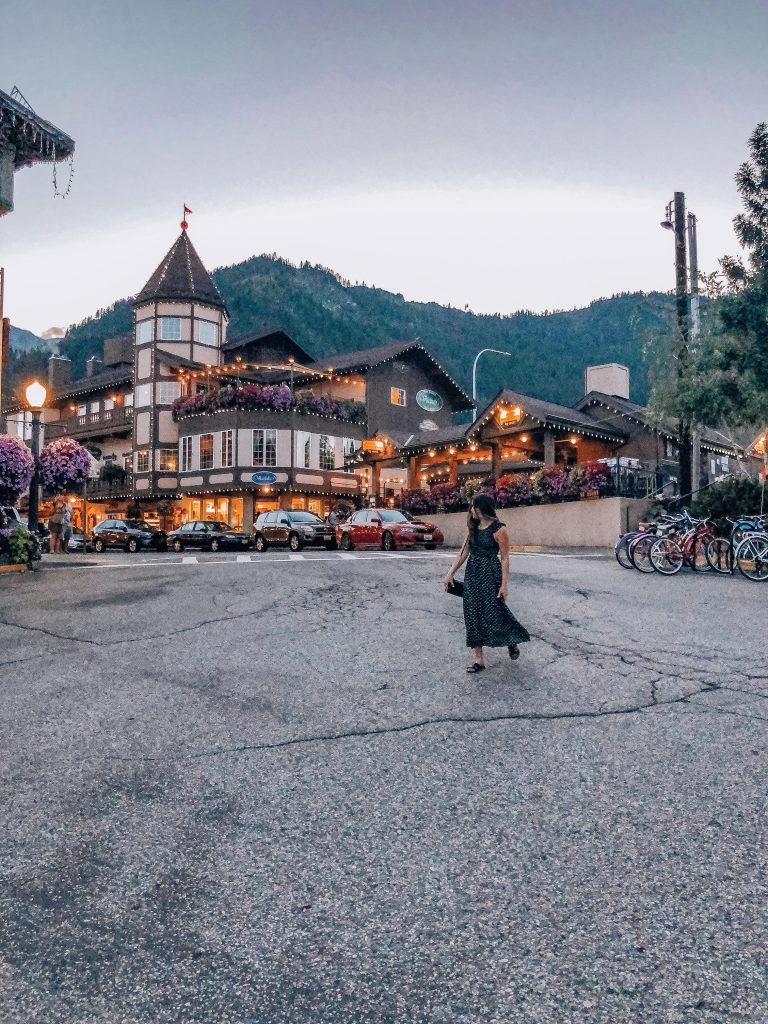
(200, 433, 214, 469)
(253, 429, 277, 466)
(319, 435, 335, 471)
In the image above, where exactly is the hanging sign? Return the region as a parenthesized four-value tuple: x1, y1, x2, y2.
(251, 471, 278, 484)
(416, 389, 443, 412)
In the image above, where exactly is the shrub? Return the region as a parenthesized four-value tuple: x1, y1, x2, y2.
(576, 461, 611, 497)
(172, 385, 366, 424)
(691, 475, 767, 531)
(495, 473, 533, 508)
(428, 482, 466, 511)
(531, 465, 574, 502)
(38, 438, 92, 494)
(0, 434, 35, 504)
(99, 462, 126, 483)
(400, 488, 432, 515)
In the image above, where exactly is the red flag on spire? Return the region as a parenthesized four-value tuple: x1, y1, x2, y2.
(184, 205, 193, 215)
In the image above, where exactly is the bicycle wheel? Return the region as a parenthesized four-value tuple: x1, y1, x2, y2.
(692, 534, 713, 572)
(629, 534, 655, 573)
(735, 535, 768, 582)
(650, 536, 684, 575)
(614, 534, 635, 569)
(706, 537, 733, 574)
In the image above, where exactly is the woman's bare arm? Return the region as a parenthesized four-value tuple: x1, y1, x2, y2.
(495, 525, 510, 599)
(444, 533, 470, 589)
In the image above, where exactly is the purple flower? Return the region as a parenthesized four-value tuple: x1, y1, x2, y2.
(0, 434, 35, 503)
(38, 437, 92, 494)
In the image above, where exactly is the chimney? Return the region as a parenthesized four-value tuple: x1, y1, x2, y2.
(102, 334, 133, 366)
(47, 354, 72, 391)
(585, 363, 630, 400)
(86, 355, 104, 377)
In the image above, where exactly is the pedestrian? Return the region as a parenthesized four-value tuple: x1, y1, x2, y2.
(444, 493, 530, 673)
(60, 499, 73, 554)
(48, 497, 65, 554)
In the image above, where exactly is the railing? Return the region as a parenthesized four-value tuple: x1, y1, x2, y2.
(85, 473, 133, 498)
(45, 406, 133, 440)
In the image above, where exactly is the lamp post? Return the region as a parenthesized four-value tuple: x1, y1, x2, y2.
(660, 192, 695, 499)
(472, 348, 512, 422)
(24, 379, 47, 535)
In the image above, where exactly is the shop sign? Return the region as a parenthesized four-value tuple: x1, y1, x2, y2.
(416, 389, 443, 412)
(251, 471, 278, 484)
(362, 438, 386, 453)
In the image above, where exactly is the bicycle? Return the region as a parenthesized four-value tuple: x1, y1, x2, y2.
(649, 514, 715, 576)
(734, 531, 768, 582)
(706, 514, 768, 574)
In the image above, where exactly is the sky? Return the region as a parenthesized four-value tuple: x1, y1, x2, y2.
(2, 0, 768, 335)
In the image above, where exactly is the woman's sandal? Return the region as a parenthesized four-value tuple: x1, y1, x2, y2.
(508, 645, 520, 661)
(466, 663, 486, 673)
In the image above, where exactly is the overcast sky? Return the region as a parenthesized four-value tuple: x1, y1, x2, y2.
(2, 0, 767, 334)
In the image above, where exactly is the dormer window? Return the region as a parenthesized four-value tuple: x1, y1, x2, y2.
(157, 317, 181, 341)
(197, 320, 218, 345)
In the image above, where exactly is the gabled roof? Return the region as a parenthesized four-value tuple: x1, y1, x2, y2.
(475, 389, 627, 443)
(134, 231, 228, 313)
(577, 391, 743, 454)
(314, 341, 473, 410)
(223, 328, 314, 365)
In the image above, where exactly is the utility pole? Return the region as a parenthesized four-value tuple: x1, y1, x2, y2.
(662, 192, 693, 499)
(687, 212, 701, 496)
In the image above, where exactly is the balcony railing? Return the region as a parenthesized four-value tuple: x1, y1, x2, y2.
(85, 473, 133, 498)
(45, 406, 133, 440)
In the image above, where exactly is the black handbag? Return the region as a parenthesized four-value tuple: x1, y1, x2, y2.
(446, 579, 464, 598)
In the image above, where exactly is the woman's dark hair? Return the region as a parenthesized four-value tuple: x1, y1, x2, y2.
(467, 492, 499, 534)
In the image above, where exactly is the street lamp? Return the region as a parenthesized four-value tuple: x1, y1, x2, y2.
(24, 379, 47, 535)
(472, 348, 512, 422)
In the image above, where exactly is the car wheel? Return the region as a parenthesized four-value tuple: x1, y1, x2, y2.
(209, 538, 221, 552)
(255, 534, 267, 553)
(126, 538, 139, 553)
(94, 538, 105, 553)
(172, 538, 184, 552)
(382, 532, 396, 551)
(289, 533, 303, 552)
(340, 533, 353, 551)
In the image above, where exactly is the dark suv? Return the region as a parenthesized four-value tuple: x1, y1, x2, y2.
(167, 520, 253, 553)
(92, 519, 167, 553)
(254, 510, 336, 552)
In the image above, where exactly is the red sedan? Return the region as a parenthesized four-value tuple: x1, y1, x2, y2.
(337, 508, 444, 551)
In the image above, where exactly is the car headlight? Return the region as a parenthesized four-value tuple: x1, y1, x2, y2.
(299, 525, 315, 534)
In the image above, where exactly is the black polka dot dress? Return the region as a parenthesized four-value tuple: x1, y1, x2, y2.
(463, 521, 530, 649)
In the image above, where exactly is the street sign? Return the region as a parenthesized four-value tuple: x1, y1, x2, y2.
(251, 471, 278, 484)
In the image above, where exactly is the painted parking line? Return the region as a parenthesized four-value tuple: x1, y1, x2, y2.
(54, 549, 608, 572)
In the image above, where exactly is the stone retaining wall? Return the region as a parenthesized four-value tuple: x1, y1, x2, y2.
(427, 496, 652, 549)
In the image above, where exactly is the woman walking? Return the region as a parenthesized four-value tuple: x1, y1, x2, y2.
(444, 493, 530, 673)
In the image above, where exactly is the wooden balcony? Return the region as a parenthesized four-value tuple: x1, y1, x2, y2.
(45, 406, 133, 441)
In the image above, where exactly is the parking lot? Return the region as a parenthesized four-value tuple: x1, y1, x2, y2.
(1, 550, 767, 1023)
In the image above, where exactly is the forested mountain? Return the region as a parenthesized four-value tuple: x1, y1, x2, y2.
(7, 254, 676, 409)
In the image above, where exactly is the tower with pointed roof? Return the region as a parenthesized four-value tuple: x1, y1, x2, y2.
(131, 228, 228, 501)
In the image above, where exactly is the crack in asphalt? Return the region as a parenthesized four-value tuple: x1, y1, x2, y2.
(102, 682, 725, 763)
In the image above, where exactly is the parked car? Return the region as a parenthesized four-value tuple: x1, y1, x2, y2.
(92, 518, 167, 553)
(66, 527, 91, 553)
(336, 508, 444, 551)
(254, 510, 337, 552)
(167, 520, 253, 553)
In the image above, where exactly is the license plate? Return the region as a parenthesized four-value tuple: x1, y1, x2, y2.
(423, 534, 433, 541)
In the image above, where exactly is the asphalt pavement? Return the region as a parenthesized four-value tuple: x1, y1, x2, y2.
(1, 550, 767, 1023)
